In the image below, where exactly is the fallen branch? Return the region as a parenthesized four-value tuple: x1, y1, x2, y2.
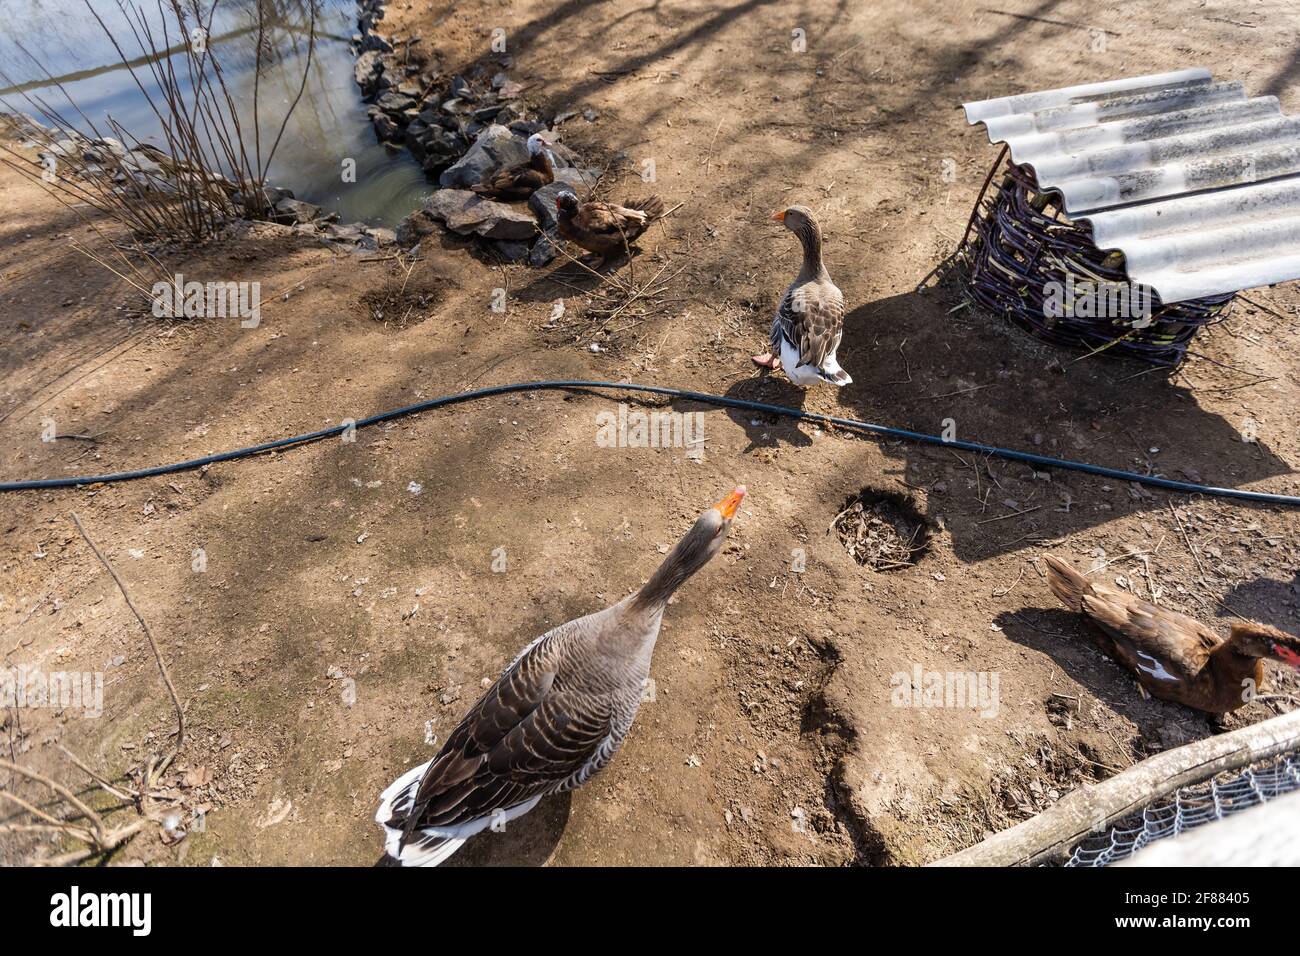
(71, 512, 184, 771)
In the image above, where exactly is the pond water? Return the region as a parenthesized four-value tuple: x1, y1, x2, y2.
(0, 0, 430, 226)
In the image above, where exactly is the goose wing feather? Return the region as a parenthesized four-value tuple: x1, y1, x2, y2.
(774, 279, 845, 369)
(395, 623, 614, 844)
(474, 161, 551, 197)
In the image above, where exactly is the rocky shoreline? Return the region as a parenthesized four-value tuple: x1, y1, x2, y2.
(0, 115, 396, 254)
(4, 0, 615, 266)
(352, 0, 604, 265)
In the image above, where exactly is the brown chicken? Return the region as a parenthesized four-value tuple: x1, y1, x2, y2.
(470, 133, 555, 201)
(555, 192, 664, 259)
(1044, 555, 1300, 714)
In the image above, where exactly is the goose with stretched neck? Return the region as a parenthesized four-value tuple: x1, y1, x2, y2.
(752, 205, 851, 387)
(1043, 555, 1300, 714)
(376, 486, 747, 866)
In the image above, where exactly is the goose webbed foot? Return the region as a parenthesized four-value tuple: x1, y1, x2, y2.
(751, 352, 781, 370)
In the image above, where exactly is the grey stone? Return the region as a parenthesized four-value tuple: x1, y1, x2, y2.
(449, 75, 476, 102)
(528, 231, 559, 268)
(232, 184, 293, 215)
(376, 90, 416, 115)
(273, 197, 323, 225)
(419, 127, 464, 174)
(494, 103, 527, 127)
(554, 166, 598, 196)
(529, 182, 569, 232)
(493, 240, 531, 262)
(438, 124, 528, 188)
(355, 50, 383, 94)
(321, 222, 364, 242)
(123, 149, 164, 177)
(404, 119, 430, 153)
(371, 109, 401, 142)
(425, 189, 537, 241)
(85, 137, 127, 163)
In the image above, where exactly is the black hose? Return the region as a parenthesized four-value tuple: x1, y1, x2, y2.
(4, 380, 1297, 505)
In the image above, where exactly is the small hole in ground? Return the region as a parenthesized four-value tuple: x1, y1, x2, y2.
(357, 276, 445, 330)
(831, 487, 931, 571)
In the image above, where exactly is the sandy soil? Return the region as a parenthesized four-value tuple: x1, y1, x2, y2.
(3, 0, 1300, 866)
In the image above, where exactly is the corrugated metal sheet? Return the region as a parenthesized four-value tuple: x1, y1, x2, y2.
(964, 70, 1300, 303)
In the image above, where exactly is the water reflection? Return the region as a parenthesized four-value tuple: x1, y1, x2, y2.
(0, 0, 429, 225)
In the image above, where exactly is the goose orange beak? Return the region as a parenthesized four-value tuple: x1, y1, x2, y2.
(714, 485, 747, 519)
(770, 210, 786, 222)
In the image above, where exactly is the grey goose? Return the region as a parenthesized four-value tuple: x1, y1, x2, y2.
(751, 205, 851, 387)
(376, 485, 747, 865)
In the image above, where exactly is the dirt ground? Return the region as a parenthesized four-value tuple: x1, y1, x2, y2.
(4, 0, 1300, 866)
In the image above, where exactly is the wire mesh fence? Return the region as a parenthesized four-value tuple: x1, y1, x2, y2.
(1066, 750, 1300, 866)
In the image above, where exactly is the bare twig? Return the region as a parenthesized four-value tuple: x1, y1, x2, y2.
(0, 758, 106, 841)
(1168, 500, 1209, 581)
(71, 512, 183, 771)
(977, 505, 1042, 525)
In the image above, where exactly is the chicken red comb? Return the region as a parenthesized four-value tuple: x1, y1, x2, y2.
(1274, 643, 1300, 668)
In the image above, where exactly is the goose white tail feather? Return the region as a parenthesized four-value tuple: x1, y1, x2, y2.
(817, 351, 852, 386)
(376, 759, 547, 867)
(375, 759, 464, 867)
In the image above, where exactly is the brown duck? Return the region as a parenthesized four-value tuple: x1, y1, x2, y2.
(555, 192, 664, 258)
(470, 133, 555, 201)
(1044, 555, 1300, 714)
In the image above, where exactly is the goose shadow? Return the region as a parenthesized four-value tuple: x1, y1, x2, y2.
(719, 373, 812, 451)
(443, 790, 573, 867)
(993, 608, 1218, 745)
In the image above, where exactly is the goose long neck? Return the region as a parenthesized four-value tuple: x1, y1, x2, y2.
(630, 521, 713, 615)
(795, 219, 826, 280)
(1219, 628, 1261, 660)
